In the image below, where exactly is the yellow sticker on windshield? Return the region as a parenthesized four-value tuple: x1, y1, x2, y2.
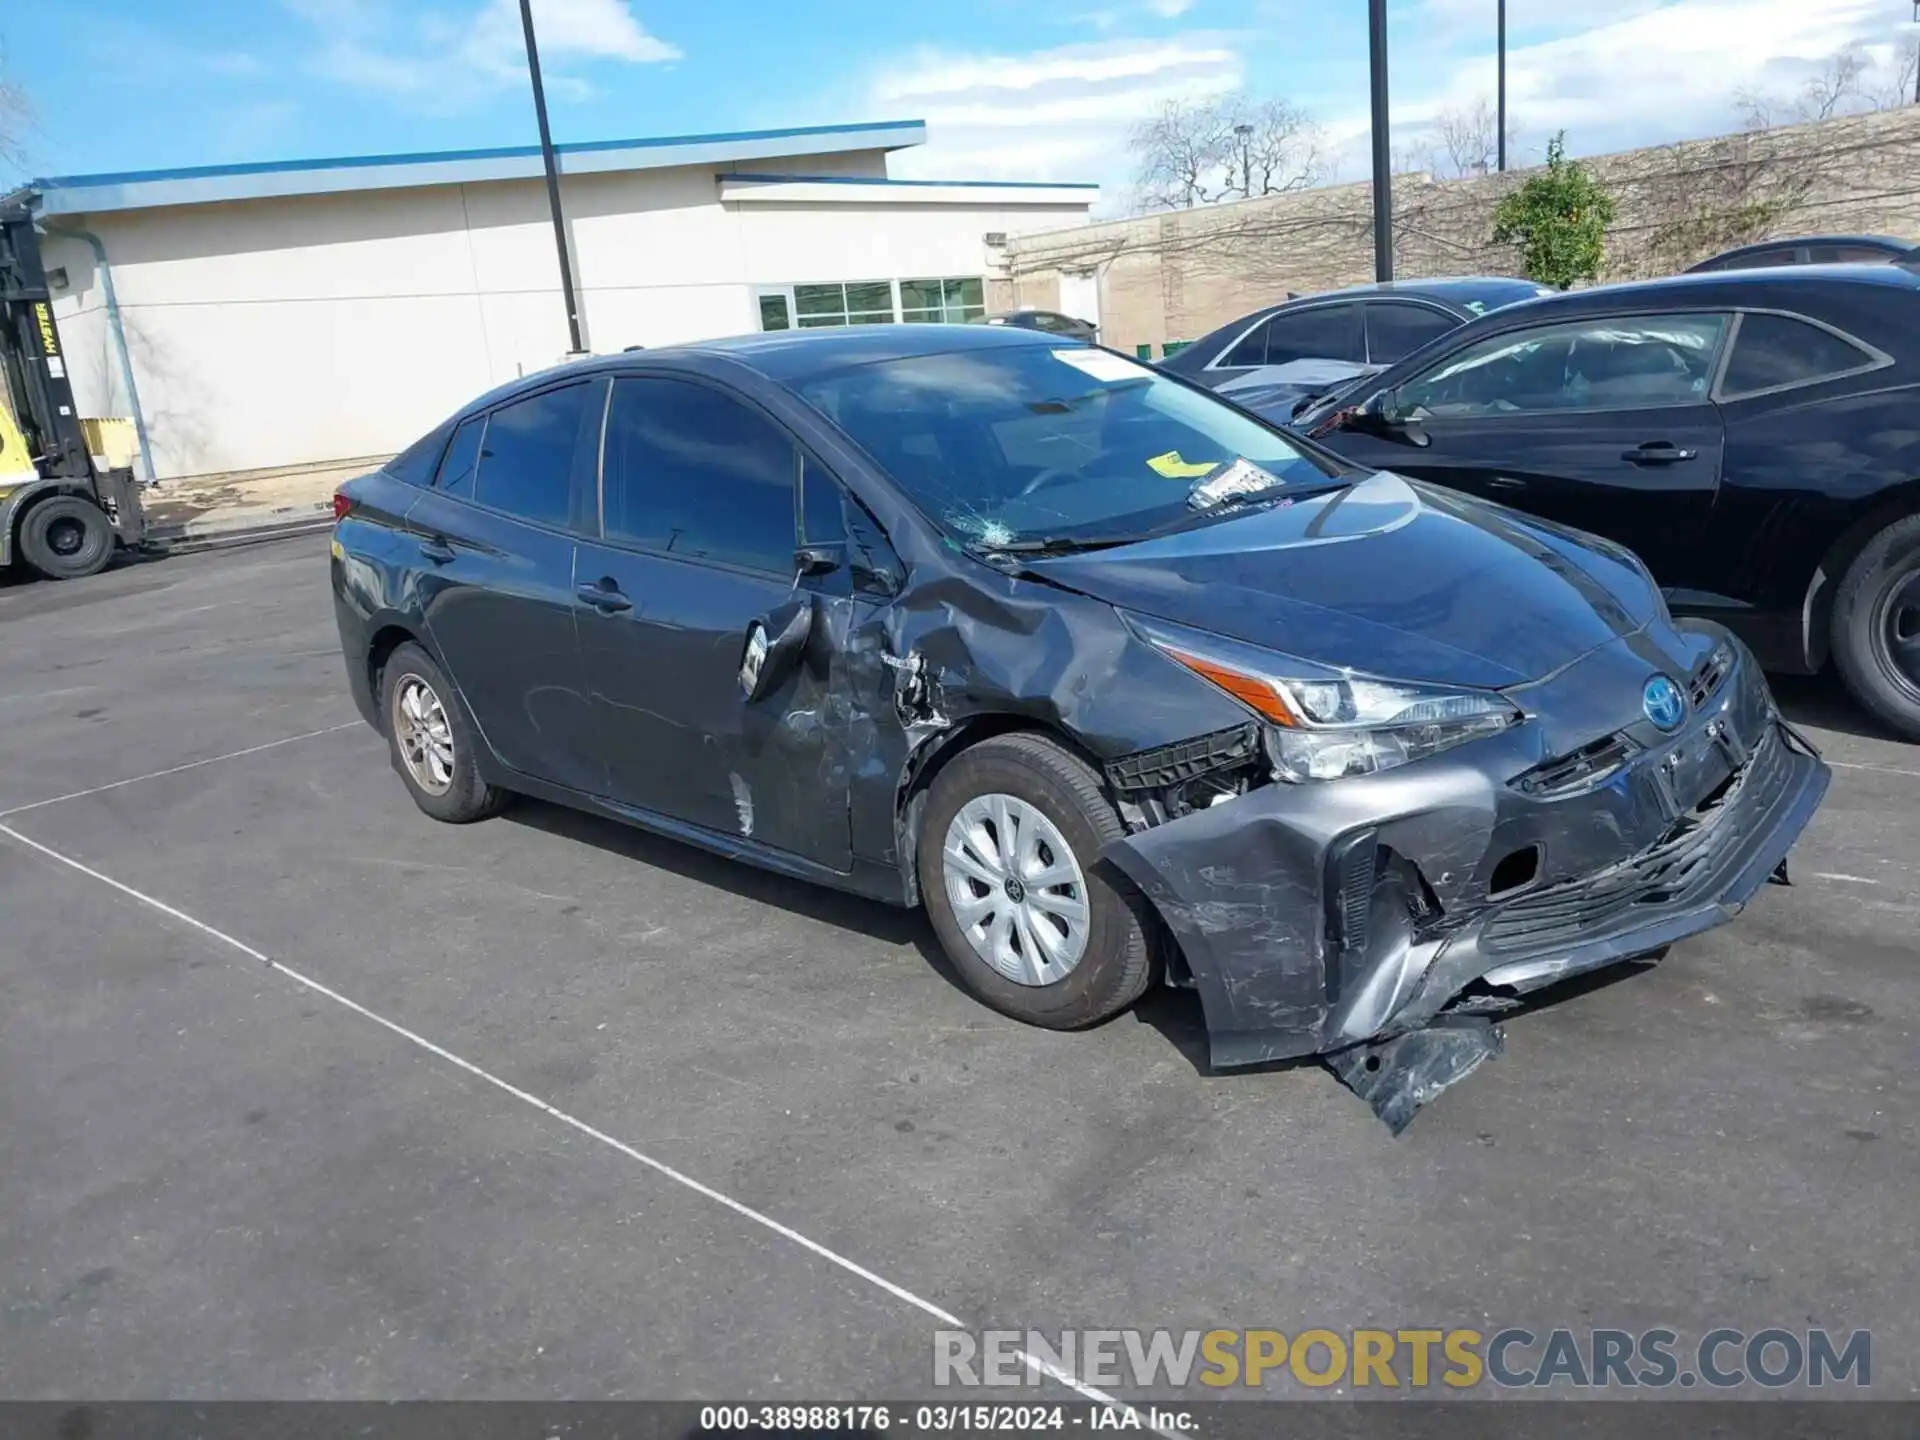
(1146, 450, 1219, 480)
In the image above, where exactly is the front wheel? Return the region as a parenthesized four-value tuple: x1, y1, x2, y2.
(1830, 513, 1920, 742)
(918, 733, 1157, 1030)
(19, 495, 115, 580)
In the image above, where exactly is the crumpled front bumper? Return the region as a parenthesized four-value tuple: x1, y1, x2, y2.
(1103, 631, 1830, 1073)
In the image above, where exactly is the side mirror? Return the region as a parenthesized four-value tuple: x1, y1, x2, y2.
(1347, 390, 1430, 447)
(794, 544, 842, 578)
(739, 597, 815, 703)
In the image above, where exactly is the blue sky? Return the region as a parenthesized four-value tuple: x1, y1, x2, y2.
(3, 0, 1915, 204)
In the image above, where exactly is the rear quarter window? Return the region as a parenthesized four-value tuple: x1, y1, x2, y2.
(385, 423, 451, 486)
(1719, 313, 1881, 398)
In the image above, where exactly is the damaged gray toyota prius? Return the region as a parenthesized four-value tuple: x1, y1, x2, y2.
(332, 324, 1830, 1130)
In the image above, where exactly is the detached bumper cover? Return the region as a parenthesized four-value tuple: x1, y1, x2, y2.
(1103, 636, 1830, 1072)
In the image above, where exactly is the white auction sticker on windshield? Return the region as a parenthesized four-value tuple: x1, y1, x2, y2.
(1051, 348, 1153, 384)
(1188, 457, 1280, 509)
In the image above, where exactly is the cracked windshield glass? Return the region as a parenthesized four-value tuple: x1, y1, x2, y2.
(797, 345, 1341, 548)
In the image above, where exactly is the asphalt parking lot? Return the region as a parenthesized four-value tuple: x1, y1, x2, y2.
(2, 533, 1916, 1403)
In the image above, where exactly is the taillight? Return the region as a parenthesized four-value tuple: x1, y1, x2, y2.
(332, 492, 354, 522)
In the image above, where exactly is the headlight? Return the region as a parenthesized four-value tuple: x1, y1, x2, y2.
(1126, 614, 1522, 783)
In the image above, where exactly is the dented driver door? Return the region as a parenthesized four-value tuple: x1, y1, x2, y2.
(573, 374, 854, 872)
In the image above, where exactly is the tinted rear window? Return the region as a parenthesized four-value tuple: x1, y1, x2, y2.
(1366, 303, 1458, 364)
(1720, 313, 1877, 397)
(1262, 305, 1366, 365)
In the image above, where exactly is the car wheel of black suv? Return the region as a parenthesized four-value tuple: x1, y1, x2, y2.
(20, 495, 114, 580)
(1831, 513, 1920, 743)
(918, 733, 1157, 1029)
(380, 641, 505, 823)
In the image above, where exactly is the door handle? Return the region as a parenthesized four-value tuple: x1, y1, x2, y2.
(1621, 443, 1698, 465)
(576, 580, 632, 613)
(418, 537, 456, 564)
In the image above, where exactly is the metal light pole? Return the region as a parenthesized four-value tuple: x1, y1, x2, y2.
(1368, 0, 1393, 281)
(1497, 0, 1508, 171)
(1912, 0, 1919, 106)
(1234, 122, 1254, 196)
(519, 0, 585, 354)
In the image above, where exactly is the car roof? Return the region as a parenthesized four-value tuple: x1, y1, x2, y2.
(1691, 234, 1914, 266)
(1170, 275, 1551, 364)
(451, 322, 1067, 413)
(1478, 262, 1920, 322)
(1319, 275, 1556, 306)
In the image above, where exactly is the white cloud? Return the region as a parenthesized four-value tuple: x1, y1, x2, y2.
(866, 35, 1242, 197)
(287, 0, 678, 111)
(1327, 0, 1902, 173)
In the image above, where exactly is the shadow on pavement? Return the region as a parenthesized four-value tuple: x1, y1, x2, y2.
(1770, 671, 1907, 745)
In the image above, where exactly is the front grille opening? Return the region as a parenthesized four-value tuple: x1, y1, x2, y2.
(1689, 648, 1733, 708)
(1489, 844, 1543, 898)
(1515, 734, 1636, 797)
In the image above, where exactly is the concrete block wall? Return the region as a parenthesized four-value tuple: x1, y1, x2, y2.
(1001, 107, 1920, 359)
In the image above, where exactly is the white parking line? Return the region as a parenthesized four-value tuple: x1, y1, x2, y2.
(0, 821, 1160, 1428)
(0, 722, 364, 819)
(1827, 759, 1920, 780)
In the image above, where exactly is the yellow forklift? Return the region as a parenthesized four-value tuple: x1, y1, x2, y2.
(1, 198, 147, 580)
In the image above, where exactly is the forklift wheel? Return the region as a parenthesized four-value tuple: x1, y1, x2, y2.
(19, 496, 115, 581)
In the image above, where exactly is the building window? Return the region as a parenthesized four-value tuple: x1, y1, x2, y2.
(754, 278, 987, 333)
(797, 281, 897, 328)
(900, 277, 985, 324)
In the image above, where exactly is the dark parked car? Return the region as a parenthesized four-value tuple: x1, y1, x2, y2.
(976, 309, 1098, 342)
(332, 325, 1826, 1129)
(1158, 277, 1555, 417)
(1685, 235, 1917, 273)
(1298, 264, 1920, 740)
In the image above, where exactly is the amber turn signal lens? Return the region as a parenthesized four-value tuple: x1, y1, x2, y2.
(1162, 647, 1300, 726)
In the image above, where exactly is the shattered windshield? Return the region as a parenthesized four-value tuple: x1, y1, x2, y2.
(795, 344, 1341, 549)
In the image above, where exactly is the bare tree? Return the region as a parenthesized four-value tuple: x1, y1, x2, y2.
(1129, 93, 1325, 212)
(1431, 96, 1518, 178)
(1862, 35, 1920, 110)
(1736, 39, 1917, 131)
(1, 46, 32, 173)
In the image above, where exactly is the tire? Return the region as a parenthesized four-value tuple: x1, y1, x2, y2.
(918, 732, 1157, 1030)
(379, 641, 504, 823)
(19, 495, 114, 580)
(1830, 513, 1920, 742)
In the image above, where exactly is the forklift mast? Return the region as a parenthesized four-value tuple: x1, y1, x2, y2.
(0, 200, 95, 483)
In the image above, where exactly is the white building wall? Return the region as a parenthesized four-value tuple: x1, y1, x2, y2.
(43, 147, 1089, 481)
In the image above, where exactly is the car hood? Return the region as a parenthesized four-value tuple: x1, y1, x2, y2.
(1025, 470, 1660, 690)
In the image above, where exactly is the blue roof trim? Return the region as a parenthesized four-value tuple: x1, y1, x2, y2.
(35, 120, 927, 191)
(720, 173, 1101, 190)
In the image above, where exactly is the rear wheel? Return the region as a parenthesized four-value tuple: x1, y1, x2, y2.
(19, 495, 114, 580)
(918, 733, 1157, 1030)
(380, 642, 503, 823)
(1830, 513, 1920, 742)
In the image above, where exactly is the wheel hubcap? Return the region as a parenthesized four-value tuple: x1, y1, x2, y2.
(48, 518, 86, 557)
(1876, 568, 1920, 699)
(941, 793, 1090, 987)
(393, 675, 455, 796)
